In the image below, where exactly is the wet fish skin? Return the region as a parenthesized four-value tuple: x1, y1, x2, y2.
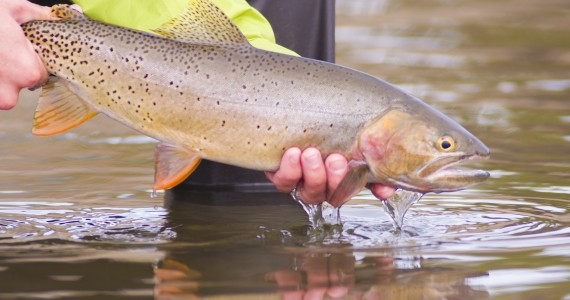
(21, 2, 489, 206)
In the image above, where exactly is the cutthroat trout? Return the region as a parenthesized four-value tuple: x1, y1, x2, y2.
(22, 1, 490, 206)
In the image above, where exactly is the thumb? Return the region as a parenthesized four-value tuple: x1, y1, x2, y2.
(0, 83, 21, 110)
(14, 2, 55, 24)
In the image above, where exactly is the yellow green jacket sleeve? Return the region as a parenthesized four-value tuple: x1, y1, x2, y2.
(71, 0, 298, 56)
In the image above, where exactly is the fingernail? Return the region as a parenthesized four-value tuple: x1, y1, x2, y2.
(304, 150, 321, 170)
(328, 158, 347, 173)
(288, 148, 301, 165)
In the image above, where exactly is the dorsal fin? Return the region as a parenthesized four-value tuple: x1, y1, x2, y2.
(152, 0, 248, 47)
(50, 4, 88, 21)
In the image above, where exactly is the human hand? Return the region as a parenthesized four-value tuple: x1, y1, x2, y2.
(0, 0, 54, 110)
(266, 252, 356, 300)
(266, 147, 396, 206)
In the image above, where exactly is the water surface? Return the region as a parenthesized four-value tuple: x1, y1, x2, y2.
(1, 0, 569, 299)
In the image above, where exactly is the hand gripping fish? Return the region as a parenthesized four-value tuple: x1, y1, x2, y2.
(21, 1, 490, 207)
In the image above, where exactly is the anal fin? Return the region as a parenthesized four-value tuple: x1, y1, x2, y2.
(154, 142, 202, 190)
(33, 77, 98, 136)
(327, 161, 370, 207)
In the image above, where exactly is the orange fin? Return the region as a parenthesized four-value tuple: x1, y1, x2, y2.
(154, 143, 202, 190)
(33, 77, 98, 136)
(327, 161, 369, 207)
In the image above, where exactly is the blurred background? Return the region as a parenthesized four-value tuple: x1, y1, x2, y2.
(0, 0, 569, 298)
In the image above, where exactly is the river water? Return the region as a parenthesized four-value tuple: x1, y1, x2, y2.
(1, 0, 569, 299)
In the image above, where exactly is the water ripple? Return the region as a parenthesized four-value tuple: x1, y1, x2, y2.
(0, 202, 174, 244)
(335, 191, 570, 252)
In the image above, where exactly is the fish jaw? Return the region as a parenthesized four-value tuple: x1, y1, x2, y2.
(406, 152, 490, 192)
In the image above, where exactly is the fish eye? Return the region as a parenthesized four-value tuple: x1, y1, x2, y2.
(436, 136, 456, 152)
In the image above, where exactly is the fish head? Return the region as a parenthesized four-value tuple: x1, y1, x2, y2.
(358, 102, 490, 193)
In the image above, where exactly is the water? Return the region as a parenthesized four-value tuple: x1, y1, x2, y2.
(381, 189, 424, 229)
(1, 0, 570, 298)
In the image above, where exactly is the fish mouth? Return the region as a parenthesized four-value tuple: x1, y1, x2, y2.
(411, 153, 490, 192)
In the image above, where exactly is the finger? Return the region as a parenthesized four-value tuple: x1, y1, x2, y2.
(29, 53, 50, 88)
(299, 148, 326, 204)
(304, 288, 327, 300)
(327, 286, 349, 299)
(369, 184, 396, 200)
(16, 40, 50, 89)
(14, 2, 54, 24)
(265, 147, 302, 192)
(0, 84, 20, 110)
(69, 4, 83, 14)
(324, 154, 349, 199)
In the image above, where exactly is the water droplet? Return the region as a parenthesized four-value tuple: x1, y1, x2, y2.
(291, 189, 340, 227)
(381, 189, 424, 229)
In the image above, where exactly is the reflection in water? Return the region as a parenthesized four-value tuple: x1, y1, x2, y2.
(153, 189, 490, 299)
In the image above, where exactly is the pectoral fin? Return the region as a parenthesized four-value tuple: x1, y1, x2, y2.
(327, 161, 370, 207)
(154, 142, 202, 190)
(33, 77, 98, 136)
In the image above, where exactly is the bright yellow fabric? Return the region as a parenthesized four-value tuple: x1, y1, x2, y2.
(71, 0, 297, 56)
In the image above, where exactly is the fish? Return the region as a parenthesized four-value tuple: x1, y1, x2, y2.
(21, 0, 490, 207)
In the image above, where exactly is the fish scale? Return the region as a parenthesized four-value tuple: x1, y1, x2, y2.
(21, 0, 490, 207)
